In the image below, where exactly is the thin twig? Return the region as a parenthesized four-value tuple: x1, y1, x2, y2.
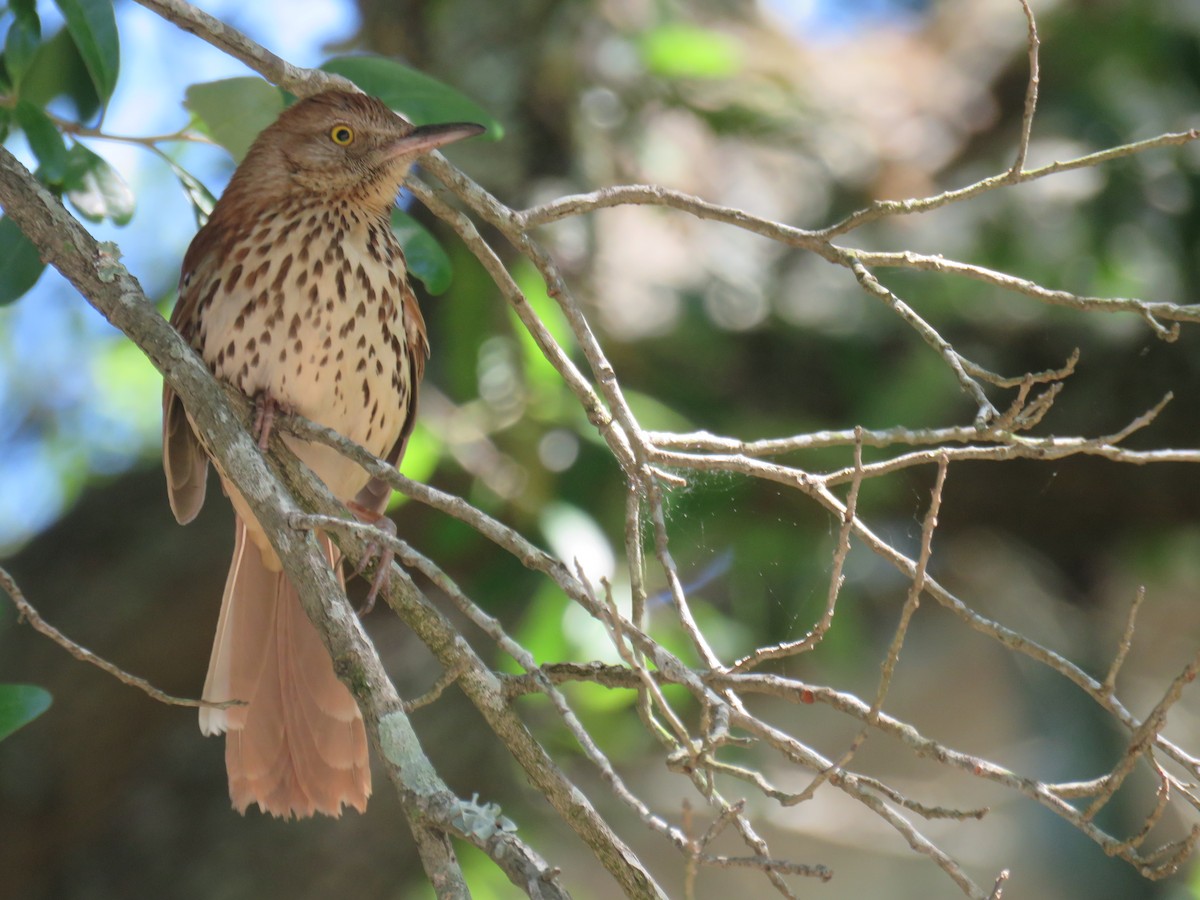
(516, 127, 1200, 241)
(1011, 0, 1040, 174)
(849, 260, 998, 423)
(48, 113, 213, 147)
(0, 565, 232, 710)
(816, 393, 1175, 485)
(791, 456, 949, 806)
(853, 249, 1196, 334)
(1103, 586, 1147, 696)
(403, 661, 468, 713)
(1084, 647, 1200, 821)
(731, 431, 865, 670)
(820, 129, 1200, 237)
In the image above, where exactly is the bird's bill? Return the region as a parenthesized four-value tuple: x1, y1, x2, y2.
(386, 122, 486, 158)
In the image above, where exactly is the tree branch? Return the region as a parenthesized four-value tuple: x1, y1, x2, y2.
(0, 565, 233, 710)
(8, 0, 1200, 892)
(131, 0, 353, 96)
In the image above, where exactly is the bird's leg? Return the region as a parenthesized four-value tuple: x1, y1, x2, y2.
(251, 394, 281, 451)
(346, 501, 396, 616)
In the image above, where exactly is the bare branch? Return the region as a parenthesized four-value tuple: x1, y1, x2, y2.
(405, 178, 640, 480)
(852, 249, 1200, 332)
(785, 455, 948, 807)
(731, 431, 865, 670)
(1011, 0, 1041, 174)
(0, 565, 232, 710)
(1084, 647, 1200, 821)
(817, 393, 1175, 485)
(848, 260, 998, 423)
(520, 183, 825, 251)
(131, 0, 352, 96)
(1103, 586, 1147, 696)
(11, 0, 1200, 892)
(281, 506, 668, 898)
(821, 128, 1200, 237)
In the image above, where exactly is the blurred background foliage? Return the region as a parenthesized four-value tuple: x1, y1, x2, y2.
(4, 0, 1200, 897)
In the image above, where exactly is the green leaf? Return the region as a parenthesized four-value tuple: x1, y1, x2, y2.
(0, 216, 47, 304)
(161, 155, 216, 227)
(64, 143, 134, 224)
(53, 0, 119, 105)
(391, 207, 453, 295)
(184, 77, 285, 162)
(321, 56, 502, 139)
(19, 27, 101, 119)
(5, 8, 43, 90)
(0, 684, 52, 742)
(640, 24, 742, 79)
(14, 100, 69, 184)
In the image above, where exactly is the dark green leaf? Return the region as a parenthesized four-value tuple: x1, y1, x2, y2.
(184, 77, 285, 162)
(0, 216, 47, 304)
(391, 207, 453, 295)
(0, 684, 52, 743)
(5, 9, 43, 89)
(14, 100, 69, 184)
(0, 108, 11, 144)
(322, 56, 502, 139)
(53, 0, 119, 105)
(18, 28, 100, 120)
(64, 143, 134, 225)
(640, 24, 742, 79)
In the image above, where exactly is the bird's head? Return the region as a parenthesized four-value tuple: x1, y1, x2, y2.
(233, 89, 484, 214)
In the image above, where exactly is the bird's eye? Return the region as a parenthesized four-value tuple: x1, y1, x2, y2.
(330, 125, 355, 146)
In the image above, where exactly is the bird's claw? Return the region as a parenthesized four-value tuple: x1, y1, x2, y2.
(252, 394, 281, 451)
(348, 504, 397, 617)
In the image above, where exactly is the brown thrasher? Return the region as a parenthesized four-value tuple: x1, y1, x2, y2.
(161, 89, 483, 818)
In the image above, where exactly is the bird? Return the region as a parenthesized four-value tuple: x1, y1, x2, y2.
(161, 88, 484, 818)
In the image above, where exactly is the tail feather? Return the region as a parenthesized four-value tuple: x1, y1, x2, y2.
(201, 517, 371, 818)
(200, 522, 274, 735)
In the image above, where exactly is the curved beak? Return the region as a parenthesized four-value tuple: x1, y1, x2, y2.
(387, 122, 486, 158)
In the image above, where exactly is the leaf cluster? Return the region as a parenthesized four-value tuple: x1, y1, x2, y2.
(1, 0, 127, 302)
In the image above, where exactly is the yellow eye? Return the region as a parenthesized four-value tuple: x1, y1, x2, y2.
(330, 125, 354, 145)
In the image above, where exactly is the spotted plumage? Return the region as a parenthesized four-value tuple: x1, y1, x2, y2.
(161, 89, 483, 819)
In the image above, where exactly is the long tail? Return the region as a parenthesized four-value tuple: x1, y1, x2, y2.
(199, 518, 371, 818)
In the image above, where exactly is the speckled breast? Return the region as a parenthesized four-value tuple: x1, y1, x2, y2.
(194, 199, 413, 501)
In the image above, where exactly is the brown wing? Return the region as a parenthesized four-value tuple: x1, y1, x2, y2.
(352, 279, 428, 516)
(163, 388, 209, 524)
(162, 224, 229, 524)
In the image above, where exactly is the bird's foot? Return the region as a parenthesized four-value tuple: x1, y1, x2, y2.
(346, 501, 396, 616)
(251, 394, 282, 451)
